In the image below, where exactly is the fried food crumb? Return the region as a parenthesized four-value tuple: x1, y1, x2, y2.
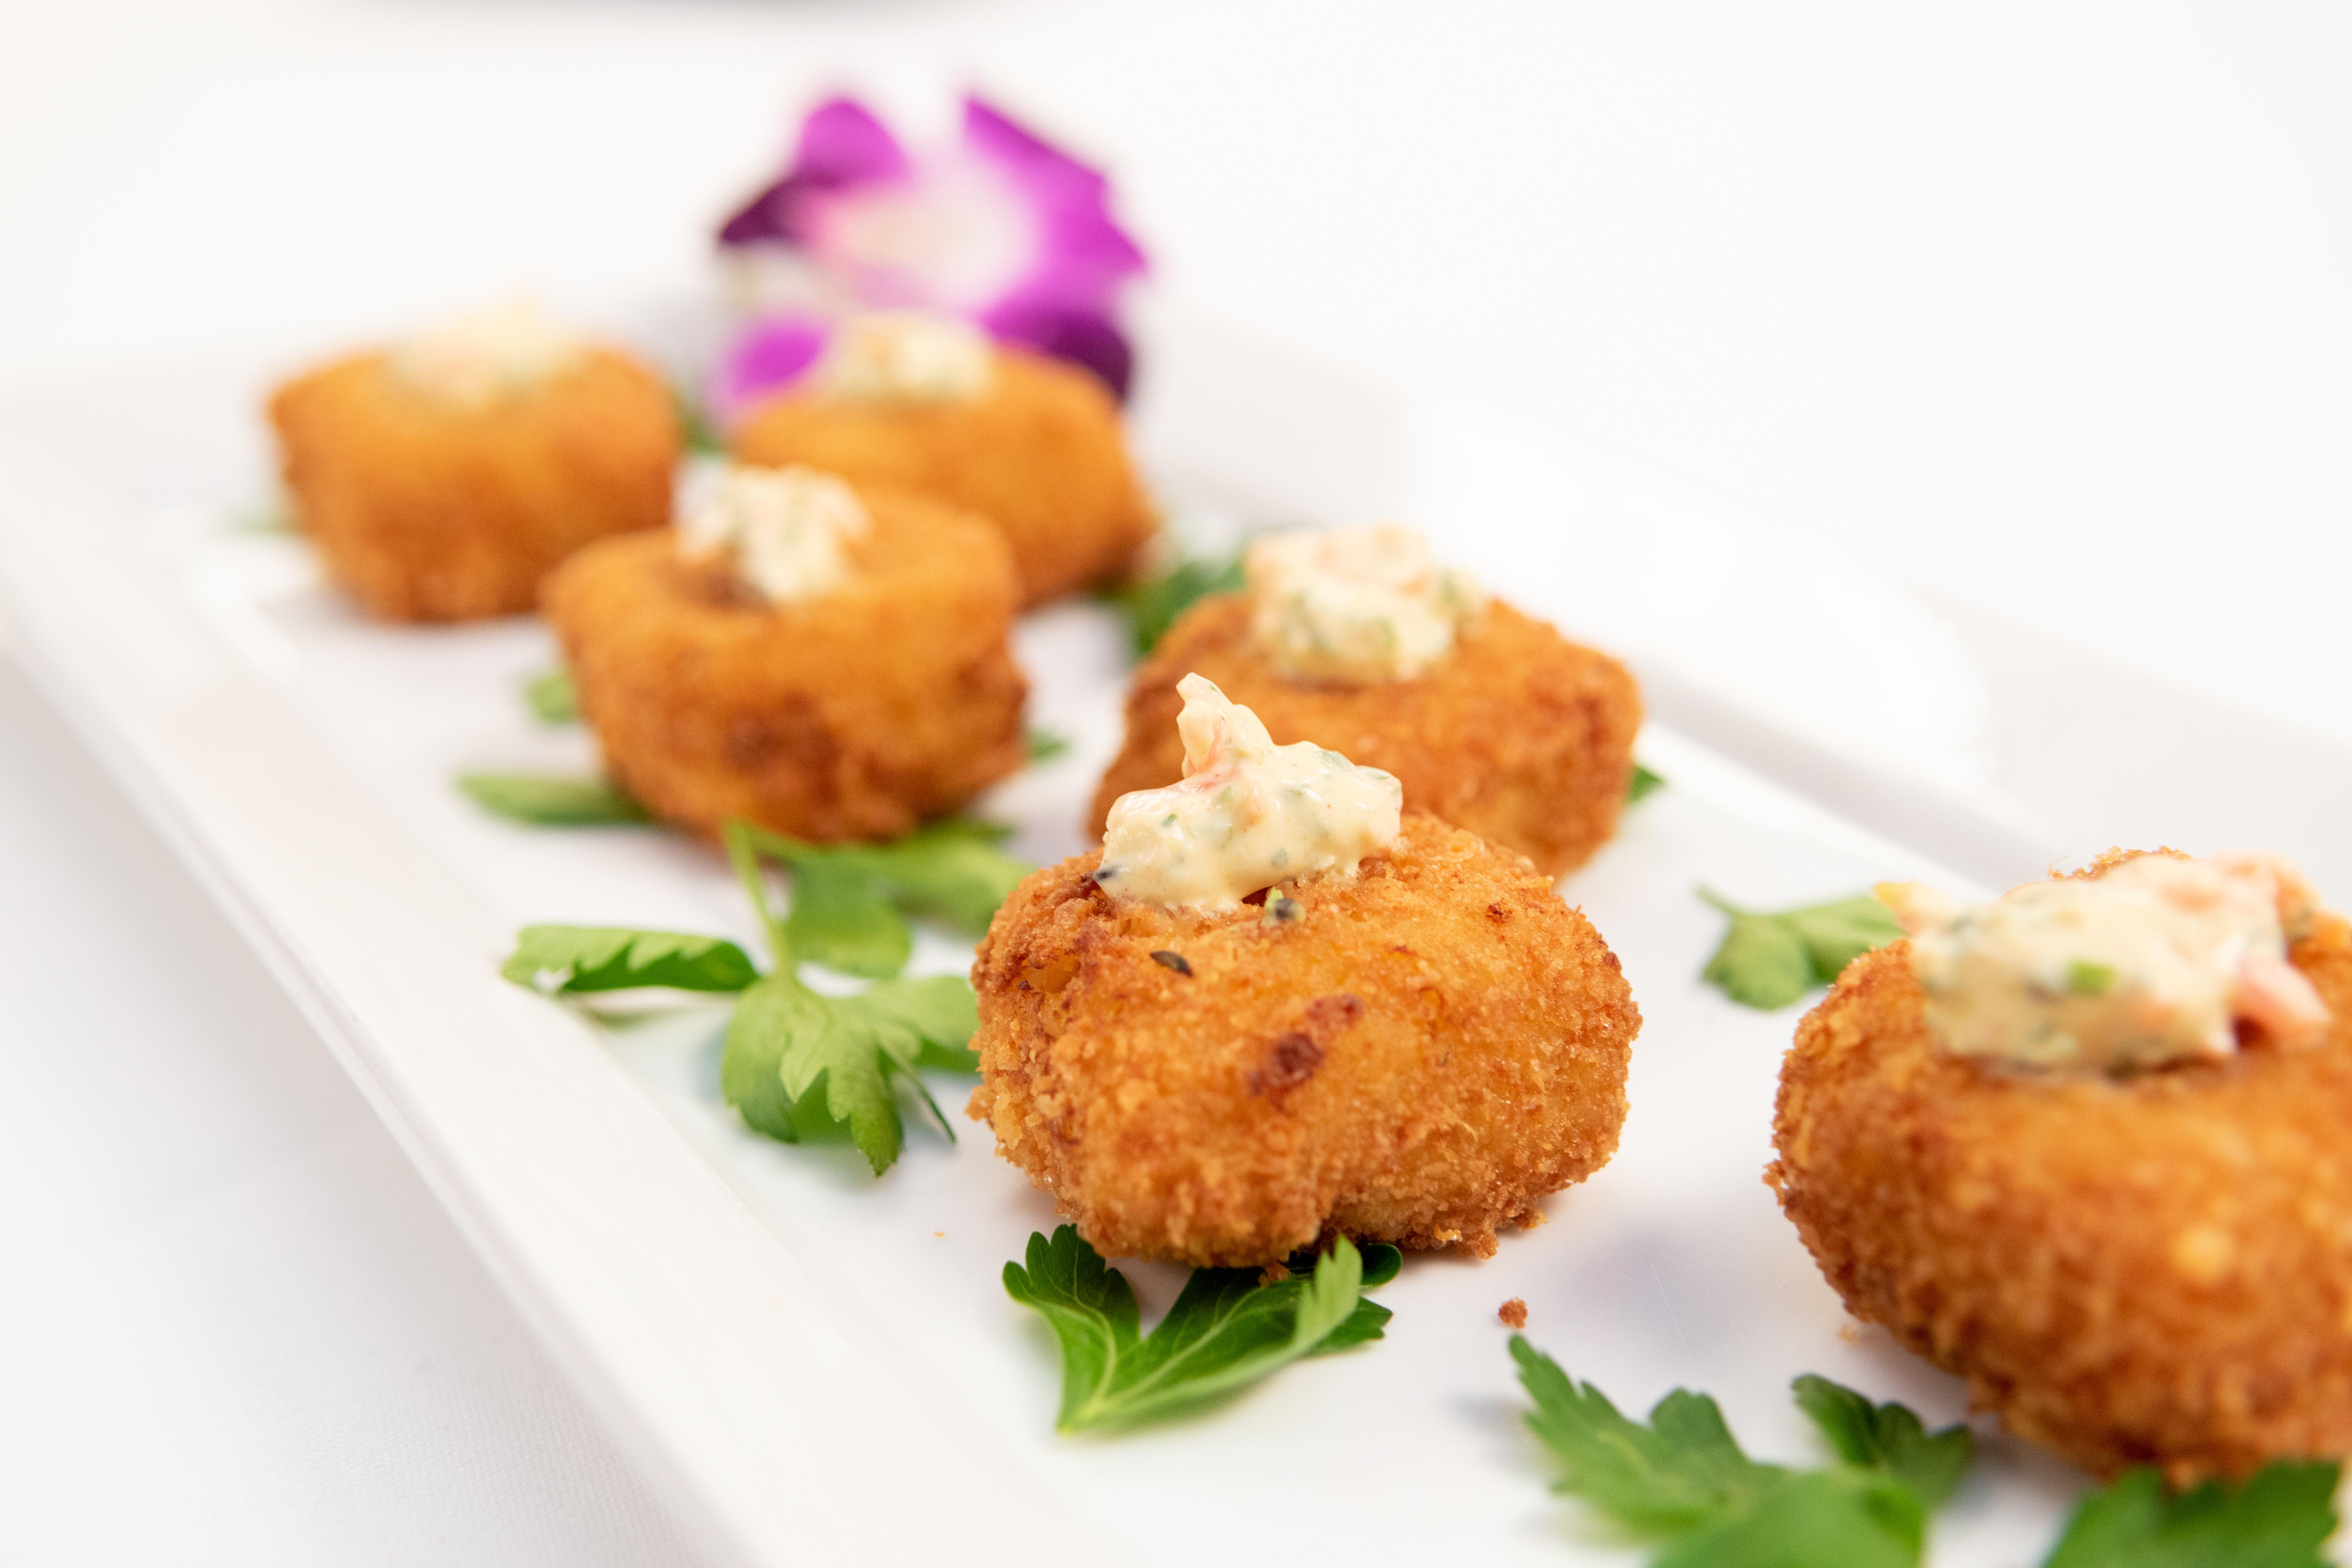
(1259, 1262, 1291, 1286)
(1499, 1298, 1528, 1329)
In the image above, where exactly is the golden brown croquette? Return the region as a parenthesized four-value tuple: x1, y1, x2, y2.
(543, 485, 1025, 842)
(969, 812, 1639, 1267)
(730, 346, 1152, 607)
(1089, 596, 1641, 878)
(268, 348, 679, 622)
(1769, 853, 2352, 1483)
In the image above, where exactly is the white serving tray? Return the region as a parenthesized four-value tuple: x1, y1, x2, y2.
(0, 303, 2298, 1566)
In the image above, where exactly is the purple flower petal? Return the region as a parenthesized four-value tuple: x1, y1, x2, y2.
(707, 314, 831, 425)
(718, 97, 911, 248)
(961, 95, 1148, 309)
(982, 299, 1135, 400)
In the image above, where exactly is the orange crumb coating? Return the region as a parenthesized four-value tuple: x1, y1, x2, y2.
(969, 812, 1639, 1267)
(267, 348, 679, 622)
(542, 486, 1025, 842)
(1769, 853, 2352, 1482)
(1089, 595, 1641, 878)
(730, 347, 1152, 607)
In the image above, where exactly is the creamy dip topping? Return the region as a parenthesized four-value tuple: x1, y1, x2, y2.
(679, 463, 869, 605)
(1245, 525, 1483, 684)
(1095, 674, 1403, 910)
(390, 297, 586, 406)
(817, 310, 995, 404)
(1880, 853, 2330, 1070)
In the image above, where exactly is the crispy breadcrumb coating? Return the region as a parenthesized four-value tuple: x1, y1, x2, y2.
(267, 348, 678, 621)
(969, 812, 1638, 1267)
(543, 486, 1025, 841)
(1769, 850, 2352, 1482)
(1089, 595, 1641, 878)
(730, 347, 1152, 607)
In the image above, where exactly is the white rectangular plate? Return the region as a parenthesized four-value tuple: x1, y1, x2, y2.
(0, 307, 2136, 1566)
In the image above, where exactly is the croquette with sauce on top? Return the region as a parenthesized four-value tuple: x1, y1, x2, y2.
(972, 674, 1639, 1267)
(731, 311, 1153, 607)
(1770, 848, 2352, 1483)
(543, 462, 1025, 842)
(267, 298, 680, 622)
(1089, 526, 1640, 878)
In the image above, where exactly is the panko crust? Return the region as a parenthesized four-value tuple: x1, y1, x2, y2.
(268, 348, 679, 622)
(969, 812, 1639, 1266)
(1088, 595, 1641, 878)
(543, 486, 1025, 841)
(731, 347, 1152, 607)
(1769, 861, 2352, 1483)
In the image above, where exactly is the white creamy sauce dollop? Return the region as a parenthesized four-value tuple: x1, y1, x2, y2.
(1881, 853, 2330, 1070)
(391, 297, 586, 406)
(1096, 674, 1403, 910)
(679, 463, 869, 605)
(1245, 524, 1483, 684)
(818, 310, 994, 404)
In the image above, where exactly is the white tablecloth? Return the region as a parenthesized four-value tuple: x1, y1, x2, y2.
(1, 2, 2345, 1561)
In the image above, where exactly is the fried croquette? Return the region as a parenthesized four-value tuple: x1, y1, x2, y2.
(1089, 595, 1641, 878)
(268, 348, 679, 621)
(1769, 857, 2352, 1482)
(731, 345, 1152, 607)
(543, 486, 1025, 841)
(968, 811, 1639, 1267)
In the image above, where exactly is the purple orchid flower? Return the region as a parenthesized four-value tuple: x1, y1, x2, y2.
(711, 94, 1146, 423)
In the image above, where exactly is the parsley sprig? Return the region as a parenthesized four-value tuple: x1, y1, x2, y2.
(1698, 887, 1904, 1010)
(1510, 1336, 1973, 1566)
(521, 666, 579, 725)
(1104, 549, 1246, 656)
(1005, 1226, 1400, 1432)
(460, 771, 649, 825)
(498, 818, 1028, 1174)
(2042, 1461, 2341, 1568)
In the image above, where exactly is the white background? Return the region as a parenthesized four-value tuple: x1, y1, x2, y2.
(1, 2, 2346, 1562)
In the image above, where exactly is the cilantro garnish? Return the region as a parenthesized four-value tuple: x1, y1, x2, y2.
(1511, 1338, 1973, 1566)
(2041, 1462, 2340, 1568)
(522, 667, 578, 725)
(1105, 550, 1245, 656)
(1628, 763, 1666, 804)
(1004, 1226, 1401, 1432)
(459, 772, 650, 826)
(1024, 727, 1072, 764)
(497, 817, 1021, 1174)
(1697, 887, 1905, 1010)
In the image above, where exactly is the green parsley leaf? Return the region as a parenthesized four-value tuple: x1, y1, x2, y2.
(1698, 887, 1904, 1009)
(2041, 1462, 2340, 1568)
(522, 667, 578, 725)
(675, 390, 727, 455)
(1792, 1374, 1974, 1512)
(459, 772, 649, 826)
(1628, 763, 1667, 804)
(1004, 1227, 1394, 1432)
(1510, 1338, 1972, 1568)
(738, 820, 1031, 975)
(1025, 727, 1073, 764)
(779, 855, 911, 979)
(499, 926, 759, 993)
(1105, 550, 1245, 656)
(1512, 1337, 1782, 1533)
(720, 969, 979, 1173)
